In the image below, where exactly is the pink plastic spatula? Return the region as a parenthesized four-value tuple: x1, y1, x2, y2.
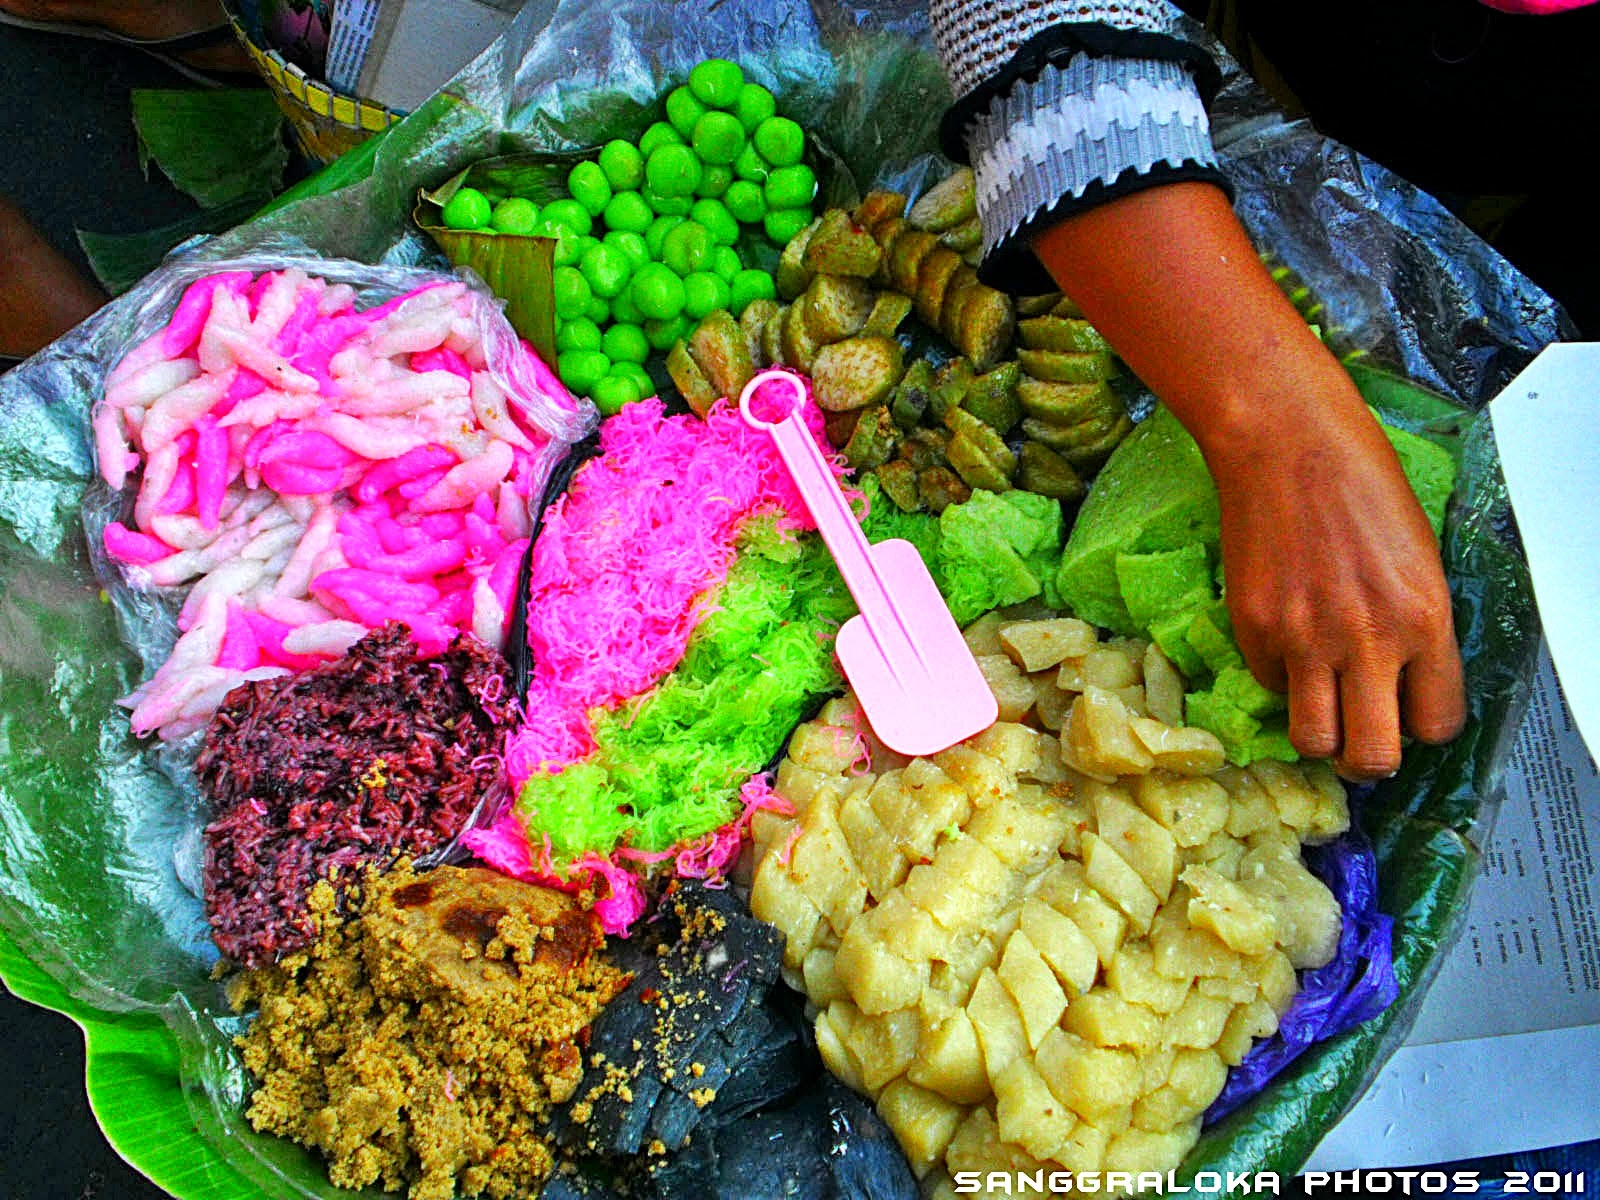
(739, 368, 998, 756)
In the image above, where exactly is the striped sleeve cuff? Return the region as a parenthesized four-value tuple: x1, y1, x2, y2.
(965, 53, 1227, 293)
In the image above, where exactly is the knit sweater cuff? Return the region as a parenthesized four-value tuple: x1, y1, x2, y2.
(964, 54, 1229, 293)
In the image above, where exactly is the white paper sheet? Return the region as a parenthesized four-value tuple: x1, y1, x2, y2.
(1490, 343, 1600, 764)
(1307, 644, 1600, 1169)
(324, 0, 381, 95)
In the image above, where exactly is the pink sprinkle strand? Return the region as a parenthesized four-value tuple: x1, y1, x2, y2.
(462, 390, 837, 934)
(499, 394, 831, 783)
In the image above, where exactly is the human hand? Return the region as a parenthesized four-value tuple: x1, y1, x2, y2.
(1030, 182, 1465, 780)
(1201, 383, 1466, 780)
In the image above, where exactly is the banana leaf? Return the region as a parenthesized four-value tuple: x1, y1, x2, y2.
(0, 1, 1562, 1196)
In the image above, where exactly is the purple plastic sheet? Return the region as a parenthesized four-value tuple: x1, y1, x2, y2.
(1205, 814, 1400, 1124)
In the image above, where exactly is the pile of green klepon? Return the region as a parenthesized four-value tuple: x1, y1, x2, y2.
(431, 58, 810, 413)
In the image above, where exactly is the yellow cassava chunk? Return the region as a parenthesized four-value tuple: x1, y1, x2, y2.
(1082, 830, 1160, 935)
(1133, 1047, 1228, 1130)
(934, 743, 1015, 808)
(1147, 891, 1244, 981)
(1018, 897, 1099, 998)
(1024, 732, 1074, 785)
(1037, 859, 1128, 968)
(1135, 773, 1229, 848)
(1250, 758, 1351, 843)
(815, 1002, 868, 1092)
(903, 836, 1010, 931)
(844, 1006, 922, 1092)
(1164, 989, 1234, 1049)
(1032, 675, 1073, 732)
(968, 721, 1044, 775)
(1215, 996, 1280, 1067)
(928, 928, 995, 1003)
(834, 917, 931, 1014)
(962, 611, 1007, 656)
(1061, 987, 1162, 1053)
(750, 848, 823, 971)
(1092, 785, 1178, 901)
(945, 1106, 1042, 1182)
(1065, 687, 1156, 779)
(749, 808, 795, 859)
(802, 946, 849, 1006)
(876, 1077, 967, 1178)
(1081, 647, 1142, 689)
(1248, 949, 1299, 1016)
(911, 999, 991, 1104)
(1130, 717, 1228, 775)
(1182, 863, 1279, 956)
(967, 786, 1070, 873)
(999, 617, 1099, 672)
(1051, 1119, 1111, 1174)
(997, 929, 1068, 1050)
(839, 775, 911, 901)
(1036, 1027, 1143, 1122)
(1142, 642, 1187, 726)
(786, 795, 869, 934)
(774, 757, 843, 814)
(875, 759, 972, 864)
(786, 718, 862, 774)
(992, 1055, 1077, 1161)
(968, 967, 1030, 1082)
(1237, 840, 1342, 968)
(857, 890, 949, 961)
(1218, 766, 1281, 839)
(1103, 1121, 1201, 1177)
(1105, 942, 1191, 1014)
(976, 654, 1039, 723)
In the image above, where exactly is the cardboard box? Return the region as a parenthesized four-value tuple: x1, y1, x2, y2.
(327, 0, 553, 112)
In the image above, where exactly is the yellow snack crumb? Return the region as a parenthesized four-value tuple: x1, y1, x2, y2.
(230, 863, 630, 1200)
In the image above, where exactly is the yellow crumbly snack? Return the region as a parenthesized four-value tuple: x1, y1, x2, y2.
(230, 863, 632, 1200)
(748, 615, 1348, 1196)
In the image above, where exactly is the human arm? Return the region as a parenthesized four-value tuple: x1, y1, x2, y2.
(1031, 183, 1464, 778)
(929, 0, 1466, 778)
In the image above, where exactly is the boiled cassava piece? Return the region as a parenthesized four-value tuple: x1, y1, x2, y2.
(750, 611, 1349, 1192)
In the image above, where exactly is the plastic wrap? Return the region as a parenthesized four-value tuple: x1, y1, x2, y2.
(0, 2, 1548, 1196)
(81, 252, 593, 747)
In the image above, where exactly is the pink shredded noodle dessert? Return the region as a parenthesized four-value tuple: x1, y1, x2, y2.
(462, 387, 839, 933)
(95, 267, 589, 741)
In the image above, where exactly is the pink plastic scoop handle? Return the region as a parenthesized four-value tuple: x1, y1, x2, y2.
(739, 370, 928, 683)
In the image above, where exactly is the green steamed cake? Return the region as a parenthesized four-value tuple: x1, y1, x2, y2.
(1058, 404, 1457, 635)
(1056, 407, 1220, 634)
